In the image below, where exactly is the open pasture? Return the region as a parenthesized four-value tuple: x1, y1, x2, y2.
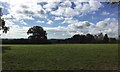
(2, 44, 118, 70)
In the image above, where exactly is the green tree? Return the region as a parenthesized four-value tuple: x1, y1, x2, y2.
(103, 34, 109, 43)
(86, 34, 95, 43)
(0, 8, 9, 34)
(27, 26, 47, 42)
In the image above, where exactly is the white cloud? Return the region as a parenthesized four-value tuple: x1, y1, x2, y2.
(44, 26, 71, 39)
(20, 20, 27, 25)
(101, 11, 110, 15)
(1, 20, 30, 38)
(64, 17, 77, 24)
(45, 18, 118, 38)
(64, 18, 118, 38)
(1, 0, 103, 21)
(36, 20, 45, 23)
(89, 0, 102, 11)
(60, 1, 72, 7)
(67, 21, 92, 29)
(51, 0, 102, 17)
(2, 18, 118, 39)
(38, 0, 62, 2)
(0, 5, 4, 9)
(0, 0, 118, 39)
(43, 2, 58, 11)
(2, 26, 29, 38)
(54, 17, 64, 20)
(47, 20, 53, 24)
(1, 0, 47, 21)
(81, 3, 91, 13)
(92, 18, 118, 38)
(96, 18, 112, 28)
(110, 0, 120, 2)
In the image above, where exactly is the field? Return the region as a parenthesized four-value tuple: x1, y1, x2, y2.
(2, 44, 118, 70)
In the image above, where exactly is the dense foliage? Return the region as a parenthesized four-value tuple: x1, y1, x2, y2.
(0, 8, 9, 34)
(27, 26, 47, 43)
(2, 33, 119, 44)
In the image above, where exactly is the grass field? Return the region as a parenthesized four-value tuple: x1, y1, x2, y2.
(2, 44, 118, 70)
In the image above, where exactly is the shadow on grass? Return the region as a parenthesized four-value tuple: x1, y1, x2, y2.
(2, 46, 11, 53)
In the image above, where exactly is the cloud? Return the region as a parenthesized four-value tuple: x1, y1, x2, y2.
(1, 20, 30, 38)
(1, 17, 118, 39)
(54, 17, 64, 20)
(60, 1, 72, 7)
(2, 26, 29, 38)
(43, 2, 58, 11)
(47, 20, 53, 24)
(44, 26, 71, 39)
(67, 21, 92, 30)
(91, 18, 118, 38)
(45, 17, 118, 39)
(110, 0, 120, 2)
(50, 0, 102, 17)
(101, 11, 110, 15)
(48, 18, 118, 39)
(0, 0, 118, 39)
(39, 0, 62, 2)
(96, 18, 112, 28)
(1, 0, 47, 21)
(1, 0, 102, 21)
(89, 0, 102, 11)
(0, 5, 4, 9)
(20, 20, 27, 25)
(36, 20, 45, 23)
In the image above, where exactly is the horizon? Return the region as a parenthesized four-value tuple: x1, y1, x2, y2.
(0, 0, 119, 39)
(1, 33, 119, 40)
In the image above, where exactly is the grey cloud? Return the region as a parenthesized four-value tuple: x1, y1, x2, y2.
(75, 26, 83, 29)
(17, 10, 34, 16)
(23, 10, 35, 15)
(37, 10, 46, 15)
(84, 21, 91, 26)
(21, 5, 29, 9)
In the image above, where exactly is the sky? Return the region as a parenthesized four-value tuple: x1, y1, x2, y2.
(0, 0, 119, 39)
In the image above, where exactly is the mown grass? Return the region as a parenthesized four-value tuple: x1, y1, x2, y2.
(2, 44, 118, 70)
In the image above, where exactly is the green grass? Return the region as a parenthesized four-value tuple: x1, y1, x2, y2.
(2, 44, 118, 70)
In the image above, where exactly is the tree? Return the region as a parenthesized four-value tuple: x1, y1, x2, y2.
(27, 26, 47, 43)
(103, 34, 109, 43)
(0, 8, 9, 34)
(118, 35, 120, 40)
(71, 34, 81, 43)
(98, 33, 104, 40)
(71, 34, 86, 43)
(86, 34, 95, 43)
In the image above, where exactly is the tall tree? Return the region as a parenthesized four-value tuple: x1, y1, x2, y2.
(27, 26, 47, 43)
(86, 34, 95, 43)
(103, 34, 109, 43)
(98, 33, 104, 40)
(72, 34, 86, 43)
(0, 8, 9, 34)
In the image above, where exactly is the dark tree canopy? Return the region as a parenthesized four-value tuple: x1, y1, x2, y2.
(103, 34, 109, 43)
(27, 26, 47, 41)
(86, 34, 95, 42)
(71, 34, 95, 43)
(0, 8, 9, 34)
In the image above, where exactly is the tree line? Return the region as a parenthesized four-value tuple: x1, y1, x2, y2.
(2, 26, 119, 44)
(50, 33, 118, 44)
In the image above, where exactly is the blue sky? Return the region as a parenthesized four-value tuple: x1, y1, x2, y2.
(0, 0, 119, 39)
